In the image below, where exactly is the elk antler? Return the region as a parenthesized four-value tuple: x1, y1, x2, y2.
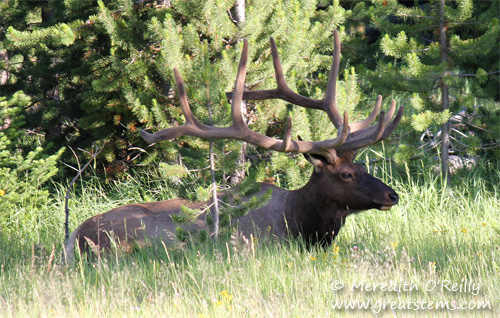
(141, 30, 403, 162)
(225, 30, 404, 155)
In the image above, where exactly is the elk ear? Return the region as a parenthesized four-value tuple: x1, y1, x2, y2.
(339, 150, 358, 162)
(303, 153, 329, 172)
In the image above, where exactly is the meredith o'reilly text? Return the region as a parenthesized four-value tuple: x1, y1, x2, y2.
(349, 280, 480, 295)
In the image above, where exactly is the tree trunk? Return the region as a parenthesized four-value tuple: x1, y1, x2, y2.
(41, 0, 54, 23)
(209, 141, 220, 239)
(439, 0, 451, 187)
(234, 0, 245, 25)
(207, 87, 220, 239)
(0, 50, 8, 87)
(230, 0, 247, 186)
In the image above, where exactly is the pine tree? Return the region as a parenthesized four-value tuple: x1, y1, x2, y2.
(0, 91, 64, 240)
(371, 0, 499, 181)
(2, 0, 104, 166)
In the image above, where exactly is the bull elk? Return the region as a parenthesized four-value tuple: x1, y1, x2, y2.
(65, 30, 403, 261)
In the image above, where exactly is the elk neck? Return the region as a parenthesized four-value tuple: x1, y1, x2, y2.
(285, 170, 357, 243)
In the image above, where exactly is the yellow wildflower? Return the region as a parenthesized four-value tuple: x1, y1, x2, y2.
(332, 243, 340, 254)
(482, 222, 487, 226)
(0, 189, 5, 196)
(391, 242, 398, 248)
(310, 256, 316, 261)
(220, 290, 233, 302)
(462, 228, 468, 234)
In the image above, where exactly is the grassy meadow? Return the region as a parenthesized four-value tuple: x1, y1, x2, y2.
(1, 163, 499, 317)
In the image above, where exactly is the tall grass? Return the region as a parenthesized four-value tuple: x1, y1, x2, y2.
(0, 164, 499, 317)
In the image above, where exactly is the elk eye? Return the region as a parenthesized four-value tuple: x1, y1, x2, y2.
(341, 172, 353, 180)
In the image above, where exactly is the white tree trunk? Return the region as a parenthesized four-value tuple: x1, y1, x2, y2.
(231, 0, 247, 185)
(234, 0, 245, 25)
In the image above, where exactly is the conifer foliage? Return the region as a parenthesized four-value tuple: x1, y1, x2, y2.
(371, 0, 499, 175)
(1, 0, 345, 182)
(0, 91, 64, 238)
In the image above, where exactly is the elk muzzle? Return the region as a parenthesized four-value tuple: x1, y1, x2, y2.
(375, 190, 399, 211)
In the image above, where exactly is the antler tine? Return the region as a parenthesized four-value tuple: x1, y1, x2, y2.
(140, 68, 201, 143)
(379, 104, 404, 140)
(348, 95, 383, 132)
(231, 39, 249, 127)
(385, 99, 397, 123)
(348, 100, 397, 140)
(269, 37, 287, 92)
(324, 29, 343, 127)
(343, 110, 387, 151)
(336, 104, 404, 152)
(174, 68, 198, 126)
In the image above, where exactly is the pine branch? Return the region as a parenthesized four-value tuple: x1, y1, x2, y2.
(112, 0, 163, 16)
(373, 70, 499, 84)
(449, 71, 499, 77)
(396, 9, 438, 21)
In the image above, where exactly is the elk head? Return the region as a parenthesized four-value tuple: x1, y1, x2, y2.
(303, 151, 399, 211)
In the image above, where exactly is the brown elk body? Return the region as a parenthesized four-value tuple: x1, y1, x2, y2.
(65, 30, 403, 261)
